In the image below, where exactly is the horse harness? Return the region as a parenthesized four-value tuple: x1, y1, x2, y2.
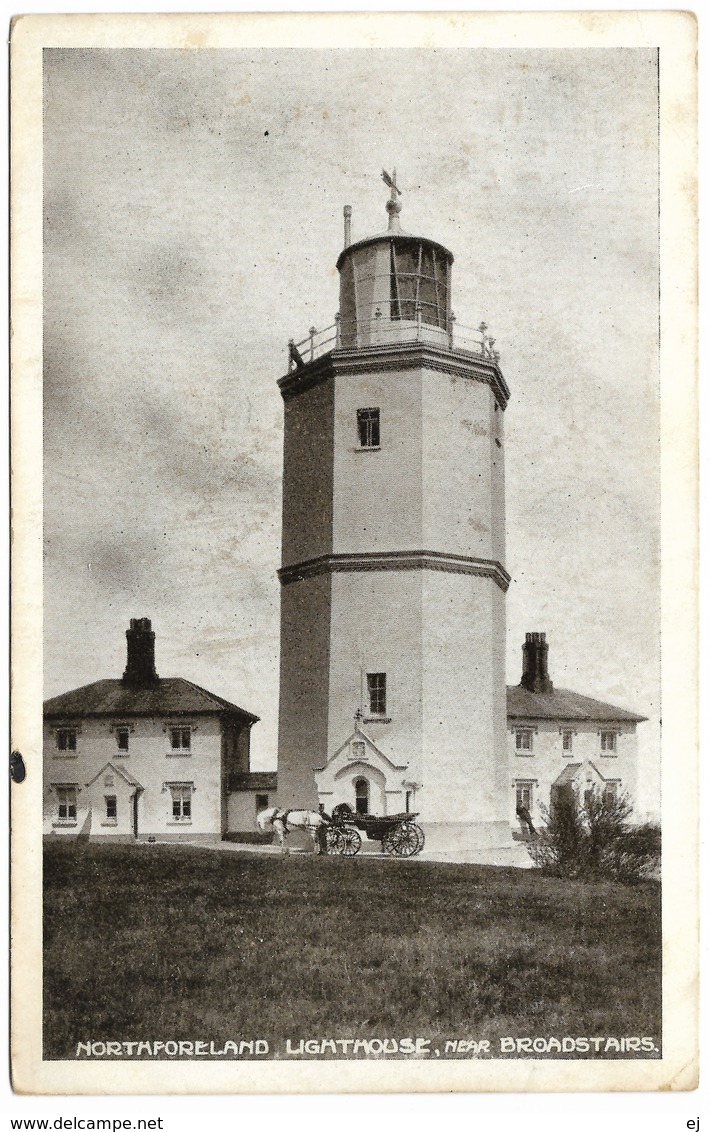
(273, 808, 293, 834)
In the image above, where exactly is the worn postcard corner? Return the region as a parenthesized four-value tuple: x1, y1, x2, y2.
(10, 9, 698, 1097)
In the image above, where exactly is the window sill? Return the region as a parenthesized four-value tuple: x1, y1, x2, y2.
(167, 821, 192, 826)
(363, 716, 391, 724)
(353, 446, 381, 453)
(167, 753, 192, 757)
(101, 821, 118, 827)
(600, 753, 618, 758)
(54, 753, 78, 759)
(52, 821, 77, 828)
(515, 752, 534, 757)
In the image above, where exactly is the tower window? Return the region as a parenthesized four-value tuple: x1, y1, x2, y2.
(600, 731, 617, 753)
(116, 728, 130, 752)
(357, 408, 380, 449)
(562, 729, 573, 753)
(366, 673, 387, 716)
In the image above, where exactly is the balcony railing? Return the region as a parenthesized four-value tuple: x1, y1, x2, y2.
(287, 309, 501, 373)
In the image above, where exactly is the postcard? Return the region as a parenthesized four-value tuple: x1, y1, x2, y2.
(10, 10, 698, 1094)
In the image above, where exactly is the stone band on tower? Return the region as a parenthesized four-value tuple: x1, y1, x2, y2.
(276, 179, 510, 851)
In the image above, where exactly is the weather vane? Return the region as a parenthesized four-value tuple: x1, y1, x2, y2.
(382, 168, 403, 231)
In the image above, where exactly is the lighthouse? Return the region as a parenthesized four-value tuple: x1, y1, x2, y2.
(276, 174, 511, 851)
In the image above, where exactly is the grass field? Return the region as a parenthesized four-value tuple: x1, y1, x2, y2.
(43, 841, 661, 1060)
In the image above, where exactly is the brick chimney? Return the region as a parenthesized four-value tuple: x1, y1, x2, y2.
(123, 618, 159, 685)
(520, 632, 553, 694)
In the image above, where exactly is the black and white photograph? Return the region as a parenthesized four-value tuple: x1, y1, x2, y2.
(9, 10, 697, 1097)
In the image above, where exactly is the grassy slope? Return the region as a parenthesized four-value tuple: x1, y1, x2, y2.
(43, 842, 661, 1059)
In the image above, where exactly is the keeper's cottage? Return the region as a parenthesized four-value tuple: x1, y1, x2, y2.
(43, 619, 260, 841)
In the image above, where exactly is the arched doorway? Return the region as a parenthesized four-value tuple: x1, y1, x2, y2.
(354, 777, 370, 815)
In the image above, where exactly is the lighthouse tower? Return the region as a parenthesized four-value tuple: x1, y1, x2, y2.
(276, 176, 510, 851)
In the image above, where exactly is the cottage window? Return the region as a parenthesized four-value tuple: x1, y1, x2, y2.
(562, 729, 573, 753)
(105, 795, 117, 824)
(255, 793, 269, 815)
(515, 729, 533, 753)
(600, 731, 617, 753)
(170, 784, 192, 822)
(603, 780, 621, 804)
(170, 727, 192, 752)
(56, 786, 77, 823)
(515, 782, 534, 811)
(56, 728, 77, 753)
(357, 408, 380, 449)
(366, 673, 387, 716)
(116, 728, 130, 752)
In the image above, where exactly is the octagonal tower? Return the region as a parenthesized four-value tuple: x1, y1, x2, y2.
(276, 176, 510, 852)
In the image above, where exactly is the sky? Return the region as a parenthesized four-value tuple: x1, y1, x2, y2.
(43, 47, 661, 812)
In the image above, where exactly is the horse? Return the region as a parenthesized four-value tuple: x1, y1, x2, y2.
(257, 806, 331, 854)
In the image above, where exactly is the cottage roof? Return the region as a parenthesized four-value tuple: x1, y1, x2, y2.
(43, 677, 259, 722)
(506, 685, 647, 724)
(229, 772, 278, 791)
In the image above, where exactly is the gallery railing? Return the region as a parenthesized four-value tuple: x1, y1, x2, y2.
(287, 308, 501, 373)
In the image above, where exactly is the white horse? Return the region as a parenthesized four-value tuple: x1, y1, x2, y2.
(257, 806, 330, 854)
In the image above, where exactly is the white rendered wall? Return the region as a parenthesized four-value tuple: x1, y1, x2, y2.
(332, 367, 423, 554)
(507, 719, 640, 828)
(278, 346, 509, 847)
(421, 371, 503, 561)
(43, 715, 224, 839)
(326, 569, 423, 766)
(420, 572, 508, 830)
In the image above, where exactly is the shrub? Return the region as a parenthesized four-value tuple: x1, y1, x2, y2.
(606, 821, 662, 883)
(527, 788, 660, 884)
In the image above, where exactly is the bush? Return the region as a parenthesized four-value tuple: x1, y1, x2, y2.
(527, 788, 661, 884)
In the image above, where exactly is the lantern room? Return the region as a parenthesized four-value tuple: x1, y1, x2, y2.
(335, 176, 454, 350)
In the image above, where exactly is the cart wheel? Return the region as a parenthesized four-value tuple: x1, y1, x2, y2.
(324, 827, 345, 855)
(340, 827, 362, 856)
(410, 823, 425, 854)
(388, 823, 421, 858)
(382, 830, 398, 856)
